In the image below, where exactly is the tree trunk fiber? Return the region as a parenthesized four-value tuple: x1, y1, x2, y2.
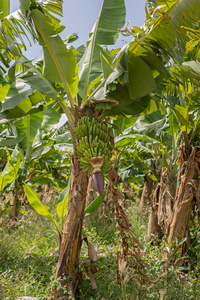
(85, 176, 97, 207)
(165, 146, 200, 259)
(147, 169, 171, 239)
(54, 170, 89, 297)
(107, 168, 147, 282)
(147, 144, 200, 262)
(50, 110, 90, 299)
(139, 173, 153, 213)
(9, 188, 21, 221)
(9, 192, 19, 220)
(147, 205, 161, 240)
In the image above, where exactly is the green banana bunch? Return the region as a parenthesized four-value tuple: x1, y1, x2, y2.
(75, 116, 112, 173)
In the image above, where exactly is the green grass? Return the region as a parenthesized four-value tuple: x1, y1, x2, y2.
(0, 199, 200, 299)
(0, 210, 58, 300)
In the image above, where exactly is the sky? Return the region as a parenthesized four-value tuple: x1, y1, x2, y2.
(10, 0, 146, 61)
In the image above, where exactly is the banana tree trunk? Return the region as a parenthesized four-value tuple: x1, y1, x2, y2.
(165, 146, 200, 260)
(9, 186, 22, 221)
(147, 144, 200, 262)
(9, 191, 19, 220)
(51, 162, 89, 299)
(147, 169, 169, 240)
(50, 112, 90, 299)
(139, 173, 153, 213)
(56, 172, 88, 296)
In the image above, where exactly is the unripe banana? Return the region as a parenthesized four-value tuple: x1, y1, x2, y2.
(83, 165, 92, 172)
(85, 141, 90, 150)
(81, 136, 85, 145)
(75, 116, 112, 173)
(101, 131, 105, 142)
(97, 147, 102, 157)
(78, 139, 84, 152)
(94, 136, 98, 144)
(93, 124, 96, 137)
(101, 142, 107, 153)
(97, 140, 102, 155)
(89, 147, 94, 157)
(85, 119, 89, 135)
(79, 157, 89, 166)
(105, 150, 111, 159)
(105, 134, 110, 143)
(75, 126, 81, 137)
(96, 127, 100, 137)
(85, 150, 92, 160)
(100, 140, 105, 148)
(81, 116, 85, 125)
(89, 126, 93, 137)
(100, 129, 104, 140)
(76, 145, 83, 155)
(89, 134, 93, 147)
(80, 124, 85, 136)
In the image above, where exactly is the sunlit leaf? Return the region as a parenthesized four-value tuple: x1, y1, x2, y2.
(85, 190, 106, 214)
(0, 84, 10, 102)
(0, 0, 10, 19)
(23, 182, 61, 236)
(56, 175, 71, 222)
(31, 9, 78, 104)
(78, 0, 126, 102)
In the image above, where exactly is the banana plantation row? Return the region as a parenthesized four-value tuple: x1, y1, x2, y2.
(0, 0, 200, 299)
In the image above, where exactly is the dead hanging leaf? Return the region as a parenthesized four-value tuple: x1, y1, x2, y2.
(84, 265, 98, 291)
(82, 237, 98, 263)
(162, 146, 200, 262)
(81, 237, 98, 291)
(147, 168, 175, 239)
(107, 168, 147, 283)
(88, 241, 98, 263)
(118, 259, 127, 277)
(108, 168, 119, 184)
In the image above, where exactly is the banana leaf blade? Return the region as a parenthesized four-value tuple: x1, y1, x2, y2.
(85, 190, 106, 214)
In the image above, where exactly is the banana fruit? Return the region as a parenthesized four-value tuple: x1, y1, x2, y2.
(75, 116, 112, 174)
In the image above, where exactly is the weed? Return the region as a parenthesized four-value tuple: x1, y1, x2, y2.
(0, 210, 58, 300)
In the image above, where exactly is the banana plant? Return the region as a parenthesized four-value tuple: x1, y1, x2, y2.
(113, 109, 179, 186)
(1, 0, 200, 297)
(0, 1, 127, 295)
(23, 177, 71, 247)
(163, 60, 200, 147)
(153, 57, 200, 254)
(0, 108, 73, 220)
